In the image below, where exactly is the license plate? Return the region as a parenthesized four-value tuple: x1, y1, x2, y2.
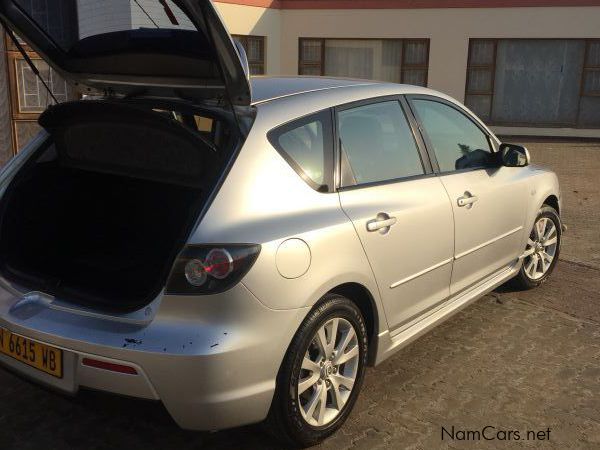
(0, 327, 63, 378)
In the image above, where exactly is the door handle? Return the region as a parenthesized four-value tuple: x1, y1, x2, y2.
(366, 213, 397, 233)
(457, 192, 478, 208)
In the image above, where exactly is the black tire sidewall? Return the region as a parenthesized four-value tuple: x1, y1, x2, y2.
(272, 295, 368, 447)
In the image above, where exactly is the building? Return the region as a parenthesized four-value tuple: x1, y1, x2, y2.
(0, 0, 599, 165)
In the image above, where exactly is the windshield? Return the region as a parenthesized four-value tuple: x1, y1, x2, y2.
(14, 0, 195, 51)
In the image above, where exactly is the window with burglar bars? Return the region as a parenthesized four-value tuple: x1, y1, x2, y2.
(298, 38, 429, 86)
(5, 34, 77, 154)
(465, 38, 600, 128)
(233, 35, 266, 76)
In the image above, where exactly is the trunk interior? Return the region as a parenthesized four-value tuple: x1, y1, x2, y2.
(0, 100, 235, 311)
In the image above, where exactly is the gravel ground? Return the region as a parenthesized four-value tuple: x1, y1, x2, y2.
(0, 140, 599, 450)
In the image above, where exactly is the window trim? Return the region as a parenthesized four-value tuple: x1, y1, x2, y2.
(267, 108, 335, 193)
(406, 94, 500, 176)
(298, 37, 430, 86)
(333, 94, 434, 191)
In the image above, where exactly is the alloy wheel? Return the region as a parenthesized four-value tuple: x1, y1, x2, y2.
(523, 217, 558, 280)
(297, 317, 360, 427)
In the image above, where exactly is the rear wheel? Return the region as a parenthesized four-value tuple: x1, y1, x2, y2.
(510, 205, 561, 290)
(266, 294, 368, 447)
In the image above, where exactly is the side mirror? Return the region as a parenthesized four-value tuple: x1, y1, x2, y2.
(500, 143, 530, 167)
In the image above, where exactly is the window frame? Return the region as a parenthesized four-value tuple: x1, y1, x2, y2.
(464, 38, 498, 121)
(582, 39, 600, 97)
(298, 38, 325, 76)
(465, 38, 600, 129)
(267, 108, 335, 193)
(5, 32, 78, 155)
(401, 39, 431, 86)
(298, 38, 430, 86)
(232, 34, 266, 75)
(406, 94, 499, 176)
(333, 95, 434, 191)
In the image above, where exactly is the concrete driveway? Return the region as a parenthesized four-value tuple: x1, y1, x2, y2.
(0, 140, 599, 450)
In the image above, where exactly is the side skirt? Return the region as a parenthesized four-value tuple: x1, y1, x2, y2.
(373, 260, 521, 366)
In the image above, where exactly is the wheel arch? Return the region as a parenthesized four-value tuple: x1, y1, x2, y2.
(325, 282, 380, 366)
(543, 194, 560, 215)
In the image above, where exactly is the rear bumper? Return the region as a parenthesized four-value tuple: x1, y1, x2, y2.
(0, 280, 308, 431)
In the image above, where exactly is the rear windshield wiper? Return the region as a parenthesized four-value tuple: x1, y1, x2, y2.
(133, 0, 180, 27)
(160, 0, 180, 25)
(132, 0, 159, 27)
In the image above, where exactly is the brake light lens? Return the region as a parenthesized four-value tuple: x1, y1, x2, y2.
(184, 259, 209, 286)
(166, 244, 261, 295)
(204, 248, 234, 279)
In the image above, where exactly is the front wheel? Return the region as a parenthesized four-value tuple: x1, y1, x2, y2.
(265, 294, 368, 447)
(510, 205, 561, 290)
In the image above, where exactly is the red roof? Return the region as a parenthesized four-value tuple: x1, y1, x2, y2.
(216, 0, 600, 9)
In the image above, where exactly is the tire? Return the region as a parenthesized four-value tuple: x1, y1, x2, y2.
(265, 294, 368, 448)
(510, 205, 561, 290)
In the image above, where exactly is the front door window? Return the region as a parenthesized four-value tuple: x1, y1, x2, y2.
(411, 99, 492, 173)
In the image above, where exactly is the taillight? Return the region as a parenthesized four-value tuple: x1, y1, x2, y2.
(166, 244, 261, 295)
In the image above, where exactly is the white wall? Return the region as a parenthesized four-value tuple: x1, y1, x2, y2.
(215, 3, 282, 75)
(280, 7, 600, 102)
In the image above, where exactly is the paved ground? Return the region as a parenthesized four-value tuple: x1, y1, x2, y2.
(0, 140, 599, 449)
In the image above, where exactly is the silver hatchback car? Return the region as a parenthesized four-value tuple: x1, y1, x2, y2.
(0, 1, 562, 447)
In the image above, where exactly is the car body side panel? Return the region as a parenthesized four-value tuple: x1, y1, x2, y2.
(188, 104, 388, 333)
(338, 177, 454, 330)
(440, 166, 530, 294)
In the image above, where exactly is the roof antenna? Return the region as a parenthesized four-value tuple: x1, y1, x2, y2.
(4, 26, 59, 105)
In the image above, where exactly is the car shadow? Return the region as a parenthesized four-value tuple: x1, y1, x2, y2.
(0, 375, 289, 450)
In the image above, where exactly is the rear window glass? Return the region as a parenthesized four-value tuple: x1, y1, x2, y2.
(268, 110, 333, 190)
(14, 0, 195, 51)
(151, 108, 226, 149)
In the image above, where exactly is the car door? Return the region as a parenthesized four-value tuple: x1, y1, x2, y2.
(336, 97, 454, 330)
(408, 96, 529, 294)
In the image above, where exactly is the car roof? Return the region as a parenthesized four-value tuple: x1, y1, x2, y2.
(251, 76, 381, 105)
(250, 76, 447, 105)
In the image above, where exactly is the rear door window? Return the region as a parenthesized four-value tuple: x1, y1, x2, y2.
(268, 110, 333, 191)
(337, 100, 425, 187)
